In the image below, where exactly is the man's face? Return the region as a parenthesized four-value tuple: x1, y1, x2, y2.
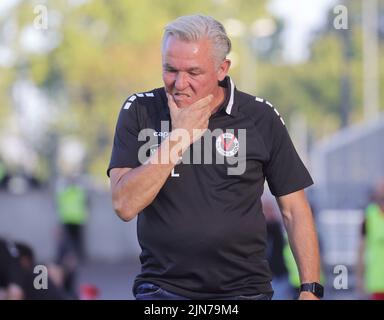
(162, 35, 227, 108)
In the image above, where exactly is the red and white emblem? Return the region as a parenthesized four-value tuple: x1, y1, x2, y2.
(216, 132, 239, 157)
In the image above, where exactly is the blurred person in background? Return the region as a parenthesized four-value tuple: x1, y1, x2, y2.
(0, 237, 66, 299)
(262, 195, 291, 300)
(357, 178, 384, 300)
(14, 242, 67, 299)
(0, 237, 25, 299)
(0, 159, 10, 191)
(108, 14, 322, 300)
(0, 160, 6, 188)
(55, 175, 89, 299)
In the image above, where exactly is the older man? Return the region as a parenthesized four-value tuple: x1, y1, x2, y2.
(108, 15, 322, 300)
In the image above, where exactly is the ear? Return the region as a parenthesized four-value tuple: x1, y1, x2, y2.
(217, 59, 231, 81)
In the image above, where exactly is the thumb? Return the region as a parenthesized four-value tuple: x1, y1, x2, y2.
(166, 93, 178, 114)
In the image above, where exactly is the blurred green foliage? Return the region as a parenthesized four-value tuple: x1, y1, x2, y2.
(0, 0, 382, 181)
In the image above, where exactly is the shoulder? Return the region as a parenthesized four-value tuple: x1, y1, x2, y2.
(117, 87, 166, 126)
(121, 87, 165, 112)
(236, 90, 286, 127)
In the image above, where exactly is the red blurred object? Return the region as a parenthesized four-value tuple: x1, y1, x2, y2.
(371, 293, 384, 300)
(79, 284, 100, 300)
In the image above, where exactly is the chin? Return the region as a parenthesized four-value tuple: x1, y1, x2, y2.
(174, 97, 194, 108)
(175, 102, 188, 109)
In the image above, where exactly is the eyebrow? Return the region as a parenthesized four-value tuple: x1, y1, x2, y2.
(163, 63, 176, 70)
(163, 63, 203, 73)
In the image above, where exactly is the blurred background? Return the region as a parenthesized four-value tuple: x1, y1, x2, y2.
(0, 0, 383, 300)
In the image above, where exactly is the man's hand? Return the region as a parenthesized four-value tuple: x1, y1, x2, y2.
(298, 291, 320, 300)
(167, 93, 213, 146)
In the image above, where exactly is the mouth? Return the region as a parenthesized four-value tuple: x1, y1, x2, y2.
(173, 92, 191, 99)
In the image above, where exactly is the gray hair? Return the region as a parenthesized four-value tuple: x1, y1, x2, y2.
(162, 14, 231, 65)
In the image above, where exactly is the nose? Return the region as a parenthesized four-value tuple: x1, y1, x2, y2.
(174, 72, 188, 91)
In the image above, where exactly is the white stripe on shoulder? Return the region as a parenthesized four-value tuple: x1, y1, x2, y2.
(273, 108, 280, 117)
(123, 102, 132, 110)
(135, 92, 155, 98)
(123, 95, 136, 110)
(123, 91, 155, 110)
(258, 99, 286, 126)
(272, 106, 285, 126)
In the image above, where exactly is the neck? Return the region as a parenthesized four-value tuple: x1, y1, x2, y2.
(210, 86, 225, 114)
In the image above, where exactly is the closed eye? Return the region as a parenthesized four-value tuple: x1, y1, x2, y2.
(188, 68, 202, 76)
(165, 67, 177, 73)
(163, 64, 177, 73)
